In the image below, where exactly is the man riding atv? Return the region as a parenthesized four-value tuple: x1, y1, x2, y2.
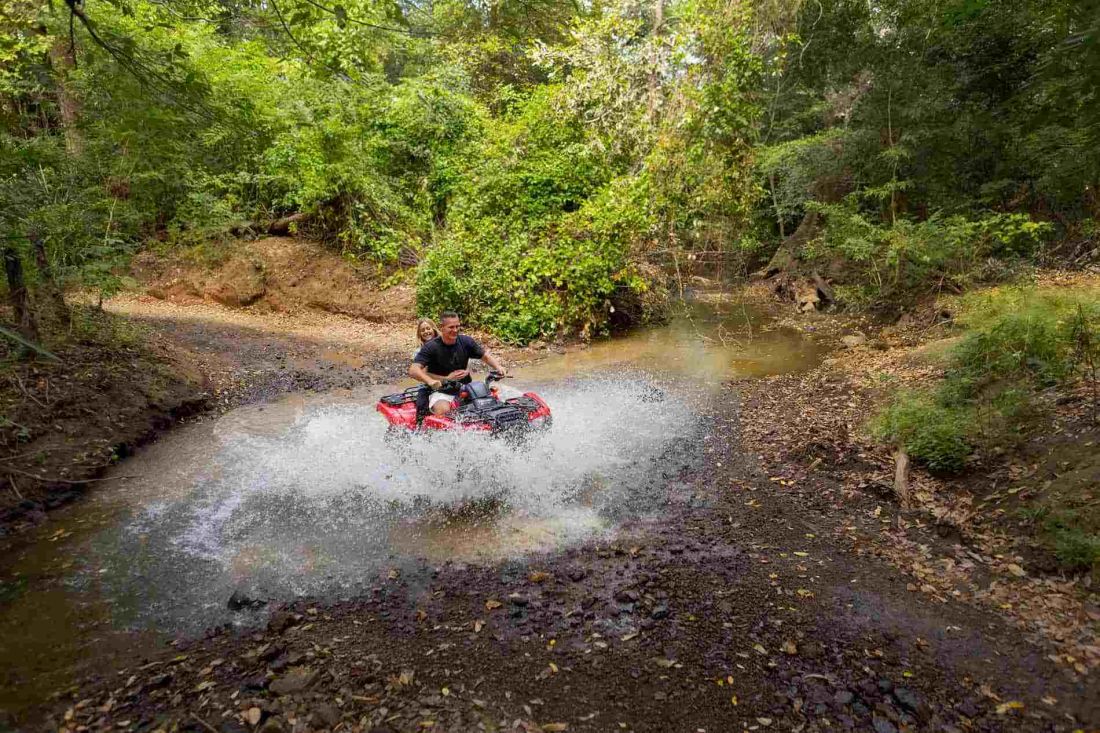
(409, 311, 509, 415)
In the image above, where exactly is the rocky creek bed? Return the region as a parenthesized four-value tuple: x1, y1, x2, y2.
(4, 287, 1098, 733)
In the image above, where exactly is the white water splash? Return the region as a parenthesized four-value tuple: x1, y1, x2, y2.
(92, 375, 702, 629)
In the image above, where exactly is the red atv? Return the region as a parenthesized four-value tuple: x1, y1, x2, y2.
(377, 372, 551, 435)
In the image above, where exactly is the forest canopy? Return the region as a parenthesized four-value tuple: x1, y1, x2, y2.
(1, 0, 1098, 342)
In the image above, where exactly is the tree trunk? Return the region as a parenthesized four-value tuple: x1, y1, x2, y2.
(268, 212, 308, 235)
(4, 246, 37, 342)
(647, 0, 663, 123)
(893, 446, 911, 510)
(49, 40, 83, 156)
(31, 230, 70, 327)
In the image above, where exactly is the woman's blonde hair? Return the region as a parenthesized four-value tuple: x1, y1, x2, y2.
(416, 318, 440, 344)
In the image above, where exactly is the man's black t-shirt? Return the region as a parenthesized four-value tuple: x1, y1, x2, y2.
(413, 334, 485, 384)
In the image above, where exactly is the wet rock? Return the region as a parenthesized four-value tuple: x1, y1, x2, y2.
(800, 640, 825, 659)
(269, 668, 317, 696)
(841, 332, 867, 349)
(257, 717, 287, 733)
(243, 675, 269, 691)
(650, 605, 670, 620)
(508, 593, 529, 607)
(957, 699, 981, 719)
(851, 702, 870, 717)
(228, 590, 266, 612)
(313, 703, 341, 728)
(834, 690, 854, 706)
(260, 644, 286, 663)
(267, 611, 298, 635)
(892, 687, 927, 719)
(615, 589, 639, 603)
(871, 715, 897, 733)
(876, 679, 893, 693)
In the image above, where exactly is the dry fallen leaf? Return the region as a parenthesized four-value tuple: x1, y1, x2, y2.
(528, 571, 552, 583)
(752, 644, 767, 655)
(995, 701, 1024, 715)
(542, 724, 569, 732)
(474, 619, 484, 633)
(1006, 563, 1027, 578)
(782, 640, 798, 655)
(246, 707, 261, 726)
(485, 599, 502, 611)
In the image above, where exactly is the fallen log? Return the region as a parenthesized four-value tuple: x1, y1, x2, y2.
(268, 212, 308, 236)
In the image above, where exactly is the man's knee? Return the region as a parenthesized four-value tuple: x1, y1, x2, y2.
(431, 402, 450, 415)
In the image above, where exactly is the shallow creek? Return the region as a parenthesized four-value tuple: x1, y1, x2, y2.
(0, 296, 827, 716)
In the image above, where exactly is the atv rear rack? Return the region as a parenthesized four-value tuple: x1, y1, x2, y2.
(380, 386, 423, 406)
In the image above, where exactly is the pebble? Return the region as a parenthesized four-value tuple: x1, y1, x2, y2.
(871, 715, 898, 733)
(892, 687, 924, 717)
(615, 589, 640, 603)
(650, 605, 670, 620)
(313, 704, 341, 727)
(834, 690, 854, 706)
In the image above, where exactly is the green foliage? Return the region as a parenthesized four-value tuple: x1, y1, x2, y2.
(3, 0, 1097, 345)
(872, 286, 1100, 472)
(871, 390, 973, 472)
(1047, 517, 1100, 572)
(752, 0, 1096, 285)
(805, 206, 1051, 305)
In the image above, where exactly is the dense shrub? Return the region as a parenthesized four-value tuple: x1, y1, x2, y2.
(418, 170, 656, 343)
(871, 286, 1100, 472)
(871, 390, 973, 472)
(805, 206, 1051, 305)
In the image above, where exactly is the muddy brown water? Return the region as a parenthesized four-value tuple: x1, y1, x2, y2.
(0, 297, 827, 718)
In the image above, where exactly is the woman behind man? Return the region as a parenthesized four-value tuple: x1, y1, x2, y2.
(414, 318, 439, 358)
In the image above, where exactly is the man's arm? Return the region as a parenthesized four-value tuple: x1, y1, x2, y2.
(408, 362, 444, 390)
(480, 350, 507, 377)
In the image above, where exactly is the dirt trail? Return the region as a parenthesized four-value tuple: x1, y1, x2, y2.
(102, 295, 536, 409)
(19, 294, 1100, 733)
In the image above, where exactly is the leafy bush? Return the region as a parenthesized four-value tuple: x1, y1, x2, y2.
(871, 390, 973, 472)
(418, 176, 655, 343)
(1050, 522, 1100, 572)
(806, 205, 1052, 305)
(872, 286, 1100, 473)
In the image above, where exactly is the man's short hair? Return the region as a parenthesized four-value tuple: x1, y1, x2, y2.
(439, 311, 460, 323)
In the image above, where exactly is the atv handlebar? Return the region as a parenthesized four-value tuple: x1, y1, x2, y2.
(435, 371, 508, 392)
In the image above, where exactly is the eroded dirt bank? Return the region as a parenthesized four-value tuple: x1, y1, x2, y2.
(27, 296, 1099, 733)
